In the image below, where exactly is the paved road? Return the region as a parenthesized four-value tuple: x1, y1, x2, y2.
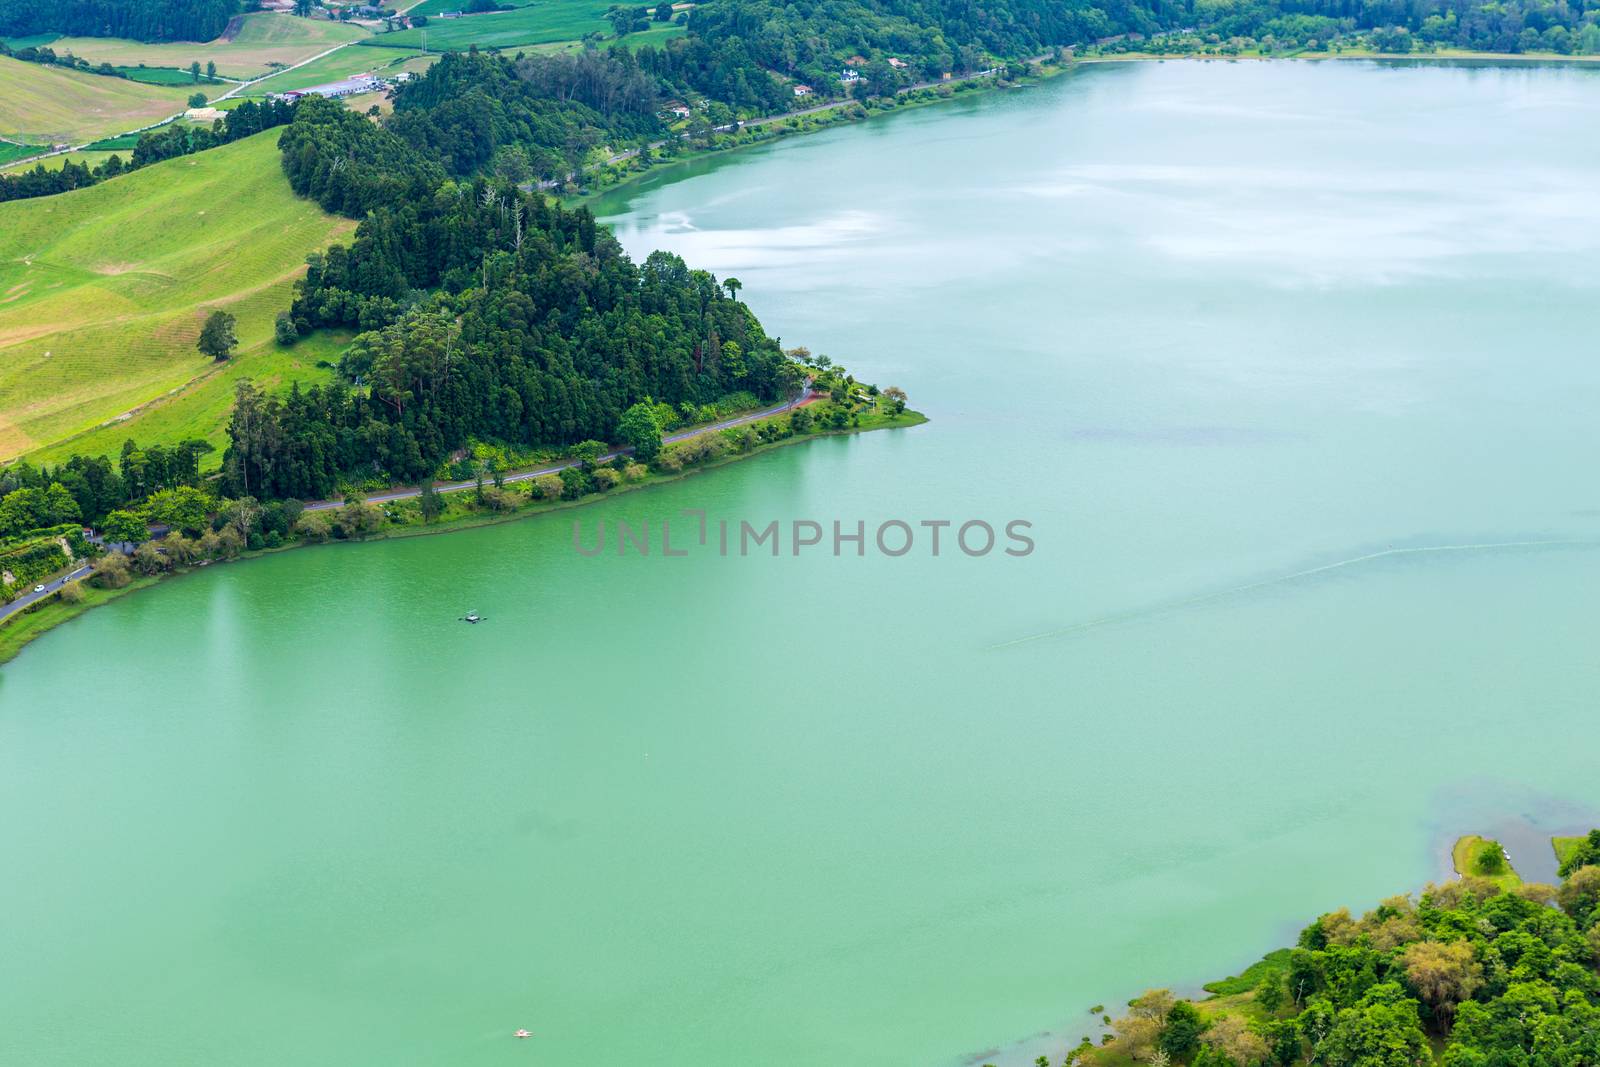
(0, 564, 92, 624)
(305, 385, 815, 511)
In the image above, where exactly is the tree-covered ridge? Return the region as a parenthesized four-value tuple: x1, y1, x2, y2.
(1081, 851, 1600, 1067)
(0, 0, 240, 43)
(226, 97, 798, 497)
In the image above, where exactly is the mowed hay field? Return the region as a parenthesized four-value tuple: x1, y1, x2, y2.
(0, 56, 191, 145)
(48, 13, 372, 81)
(364, 1, 616, 51)
(0, 130, 356, 467)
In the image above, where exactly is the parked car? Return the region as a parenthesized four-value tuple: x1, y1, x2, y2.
(33, 584, 46, 593)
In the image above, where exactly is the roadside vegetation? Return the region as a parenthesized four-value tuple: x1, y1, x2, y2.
(1055, 836, 1600, 1067)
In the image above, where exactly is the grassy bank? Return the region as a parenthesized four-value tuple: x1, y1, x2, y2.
(1451, 834, 1522, 891)
(0, 406, 926, 665)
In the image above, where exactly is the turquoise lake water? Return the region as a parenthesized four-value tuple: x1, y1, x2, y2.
(3, 59, 1600, 1066)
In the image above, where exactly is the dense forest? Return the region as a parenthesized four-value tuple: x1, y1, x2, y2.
(0, 0, 239, 42)
(230, 96, 797, 498)
(1083, 848, 1600, 1067)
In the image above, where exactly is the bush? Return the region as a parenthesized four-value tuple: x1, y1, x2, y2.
(294, 512, 332, 542)
(531, 474, 564, 500)
(57, 580, 85, 604)
(274, 311, 298, 346)
(90, 553, 132, 589)
(591, 467, 621, 491)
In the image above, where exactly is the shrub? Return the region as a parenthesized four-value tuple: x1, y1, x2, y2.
(90, 553, 132, 589)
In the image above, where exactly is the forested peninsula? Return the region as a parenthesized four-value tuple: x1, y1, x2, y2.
(1045, 832, 1600, 1067)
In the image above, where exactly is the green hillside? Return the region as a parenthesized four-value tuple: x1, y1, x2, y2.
(0, 130, 356, 467)
(0, 55, 191, 145)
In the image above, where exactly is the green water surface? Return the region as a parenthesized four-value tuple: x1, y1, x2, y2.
(4, 60, 1599, 1066)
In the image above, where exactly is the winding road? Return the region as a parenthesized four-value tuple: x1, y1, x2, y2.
(304, 383, 816, 511)
(0, 564, 93, 623)
(0, 385, 814, 623)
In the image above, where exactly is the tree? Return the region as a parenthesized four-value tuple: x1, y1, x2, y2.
(419, 481, 443, 523)
(653, 0, 671, 17)
(275, 311, 298, 346)
(100, 509, 148, 544)
(189, 60, 201, 83)
(1557, 830, 1600, 877)
(882, 385, 908, 415)
(723, 276, 742, 299)
(1203, 1015, 1270, 1065)
(89, 552, 131, 588)
(206, 60, 216, 80)
(531, 474, 564, 500)
(1161, 1001, 1206, 1060)
(1557, 865, 1600, 922)
(197, 310, 237, 361)
(1401, 941, 1482, 1031)
(618, 401, 663, 461)
(1319, 985, 1428, 1067)
(1256, 975, 1286, 1014)
(1475, 842, 1505, 875)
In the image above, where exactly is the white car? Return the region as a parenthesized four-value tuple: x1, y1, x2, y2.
(33, 585, 46, 593)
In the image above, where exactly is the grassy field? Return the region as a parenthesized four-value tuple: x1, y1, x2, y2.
(529, 21, 685, 54)
(239, 44, 427, 95)
(0, 130, 356, 466)
(363, 0, 617, 50)
(0, 139, 47, 165)
(0, 150, 123, 174)
(48, 13, 371, 81)
(0, 56, 191, 144)
(1452, 834, 1523, 890)
(116, 66, 228, 86)
(406, 0, 537, 15)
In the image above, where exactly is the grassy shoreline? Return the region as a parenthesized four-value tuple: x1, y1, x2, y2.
(0, 408, 926, 666)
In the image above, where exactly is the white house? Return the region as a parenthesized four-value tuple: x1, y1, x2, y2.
(840, 68, 861, 83)
(793, 84, 813, 97)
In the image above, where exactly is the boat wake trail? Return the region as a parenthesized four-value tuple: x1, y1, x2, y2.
(985, 537, 1600, 651)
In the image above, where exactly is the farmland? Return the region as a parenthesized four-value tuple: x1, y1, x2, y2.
(45, 13, 371, 81)
(238, 44, 430, 96)
(0, 56, 191, 145)
(361, 1, 616, 51)
(0, 131, 356, 466)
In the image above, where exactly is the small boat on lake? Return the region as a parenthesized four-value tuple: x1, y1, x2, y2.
(463, 611, 482, 624)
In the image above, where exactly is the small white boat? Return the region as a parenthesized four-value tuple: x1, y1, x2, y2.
(514, 1029, 532, 1039)
(463, 612, 482, 624)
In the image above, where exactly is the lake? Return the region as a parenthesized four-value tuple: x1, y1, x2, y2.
(4, 59, 1600, 1067)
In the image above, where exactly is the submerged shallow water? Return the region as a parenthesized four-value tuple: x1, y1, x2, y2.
(5, 60, 1600, 1066)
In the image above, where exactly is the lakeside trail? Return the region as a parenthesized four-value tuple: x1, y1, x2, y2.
(303, 382, 817, 511)
(0, 383, 820, 627)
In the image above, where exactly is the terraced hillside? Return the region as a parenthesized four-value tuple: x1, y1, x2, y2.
(0, 130, 356, 467)
(0, 55, 191, 145)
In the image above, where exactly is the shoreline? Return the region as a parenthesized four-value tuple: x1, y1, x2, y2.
(0, 408, 927, 666)
(972, 825, 1592, 1067)
(567, 46, 1597, 210)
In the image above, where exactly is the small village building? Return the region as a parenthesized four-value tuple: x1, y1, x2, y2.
(793, 84, 813, 97)
(887, 56, 907, 69)
(840, 68, 860, 83)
